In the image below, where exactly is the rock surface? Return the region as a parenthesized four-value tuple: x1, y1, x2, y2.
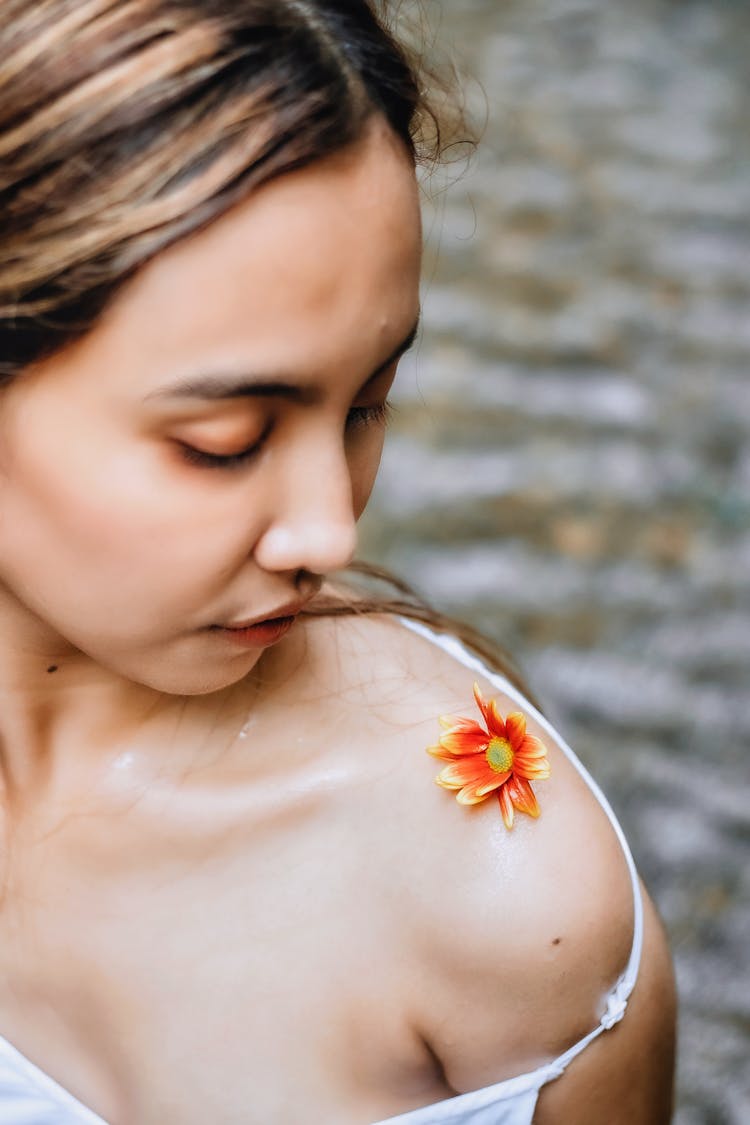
(359, 1, 750, 1120)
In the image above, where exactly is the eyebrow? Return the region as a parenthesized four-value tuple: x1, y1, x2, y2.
(147, 313, 421, 403)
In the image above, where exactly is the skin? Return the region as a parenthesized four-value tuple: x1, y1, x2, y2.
(0, 117, 675, 1124)
(0, 116, 420, 787)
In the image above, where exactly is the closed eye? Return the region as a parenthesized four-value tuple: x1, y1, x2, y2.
(176, 401, 393, 471)
(176, 424, 270, 470)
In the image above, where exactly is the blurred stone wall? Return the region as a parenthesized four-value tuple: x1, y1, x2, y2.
(358, 1, 750, 1121)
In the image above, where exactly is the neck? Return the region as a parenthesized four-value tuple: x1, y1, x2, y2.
(0, 599, 242, 805)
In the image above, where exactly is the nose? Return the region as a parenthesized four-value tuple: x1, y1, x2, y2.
(253, 447, 358, 576)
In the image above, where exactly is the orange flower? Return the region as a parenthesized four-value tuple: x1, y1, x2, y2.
(427, 683, 551, 830)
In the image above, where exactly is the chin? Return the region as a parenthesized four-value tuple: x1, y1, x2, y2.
(90, 644, 264, 697)
(143, 661, 261, 697)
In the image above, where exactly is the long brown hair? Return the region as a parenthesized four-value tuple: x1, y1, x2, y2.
(0, 0, 538, 705)
(0, 0, 439, 375)
(306, 563, 542, 709)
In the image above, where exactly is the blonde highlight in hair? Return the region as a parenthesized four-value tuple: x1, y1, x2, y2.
(0, 0, 453, 378)
(0, 1, 529, 695)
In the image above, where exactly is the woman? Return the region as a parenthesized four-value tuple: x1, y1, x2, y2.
(0, 2, 676, 1123)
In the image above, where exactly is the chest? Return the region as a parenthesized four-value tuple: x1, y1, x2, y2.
(0, 796, 442, 1125)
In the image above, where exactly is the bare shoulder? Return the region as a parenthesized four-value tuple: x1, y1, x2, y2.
(299, 611, 676, 1118)
(535, 882, 676, 1124)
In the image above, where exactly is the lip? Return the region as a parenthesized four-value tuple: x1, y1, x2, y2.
(222, 600, 308, 631)
(216, 615, 297, 648)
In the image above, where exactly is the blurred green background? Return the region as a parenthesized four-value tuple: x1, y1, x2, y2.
(359, 1, 750, 1121)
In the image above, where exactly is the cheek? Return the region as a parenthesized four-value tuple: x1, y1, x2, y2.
(0, 439, 246, 610)
(349, 430, 387, 520)
(2, 450, 161, 562)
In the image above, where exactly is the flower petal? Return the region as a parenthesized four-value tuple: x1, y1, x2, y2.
(426, 727, 489, 760)
(513, 760, 551, 781)
(439, 723, 489, 753)
(506, 775, 541, 819)
(472, 682, 492, 727)
(485, 698, 508, 739)
(473, 683, 507, 738)
(437, 759, 493, 787)
(435, 779, 460, 793)
(498, 784, 515, 829)
(456, 780, 495, 805)
(474, 771, 510, 796)
(518, 734, 548, 759)
(426, 743, 455, 761)
(441, 715, 487, 734)
(505, 712, 527, 750)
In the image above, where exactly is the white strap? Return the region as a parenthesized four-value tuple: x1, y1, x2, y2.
(397, 617, 645, 1081)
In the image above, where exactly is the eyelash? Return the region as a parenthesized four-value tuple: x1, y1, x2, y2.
(178, 401, 393, 470)
(346, 400, 393, 433)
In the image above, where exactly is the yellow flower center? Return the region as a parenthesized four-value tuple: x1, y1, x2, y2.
(486, 737, 514, 773)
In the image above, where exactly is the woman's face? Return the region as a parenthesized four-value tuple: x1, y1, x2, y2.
(0, 118, 422, 694)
